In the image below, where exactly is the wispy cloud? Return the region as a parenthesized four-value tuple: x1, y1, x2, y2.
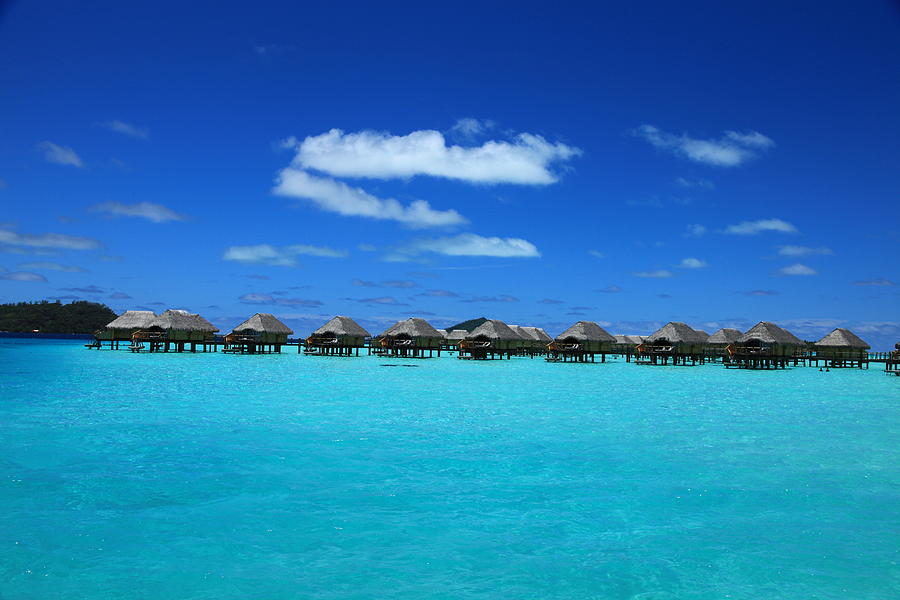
(352, 279, 416, 288)
(685, 224, 707, 238)
(37, 142, 84, 167)
(853, 278, 895, 286)
(274, 168, 466, 228)
(350, 296, 409, 306)
(109, 291, 132, 299)
(634, 125, 774, 167)
(777, 263, 818, 276)
(90, 202, 186, 223)
(741, 290, 778, 296)
(18, 261, 87, 272)
(449, 117, 495, 140)
(0, 226, 101, 250)
(539, 298, 564, 304)
(633, 269, 673, 278)
(0, 271, 47, 282)
(776, 245, 832, 256)
(416, 289, 458, 298)
(101, 120, 149, 140)
(388, 233, 540, 260)
(588, 250, 605, 258)
(596, 285, 623, 293)
(284, 127, 581, 184)
(674, 177, 715, 189)
(60, 285, 104, 293)
(679, 257, 708, 269)
(239, 293, 322, 307)
(223, 243, 347, 267)
(461, 295, 519, 303)
(723, 219, 797, 235)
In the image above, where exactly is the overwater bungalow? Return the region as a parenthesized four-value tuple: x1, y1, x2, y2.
(91, 310, 156, 349)
(133, 309, 219, 352)
(548, 321, 616, 363)
(510, 325, 551, 357)
(727, 321, 805, 369)
(524, 326, 552, 347)
(812, 328, 870, 369)
(443, 329, 468, 350)
(224, 313, 293, 354)
(374, 317, 444, 358)
(305, 315, 370, 356)
(638, 322, 707, 365)
(458, 319, 520, 360)
(705, 328, 742, 361)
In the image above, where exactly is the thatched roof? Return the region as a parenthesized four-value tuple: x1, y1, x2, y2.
(233, 313, 293, 335)
(524, 327, 553, 342)
(815, 328, 870, 349)
(106, 310, 155, 330)
(148, 309, 219, 332)
(446, 329, 468, 340)
(556, 321, 616, 343)
(466, 319, 519, 341)
(738, 321, 804, 346)
(647, 322, 706, 344)
(312, 315, 370, 338)
(435, 329, 448, 338)
(694, 329, 710, 341)
(614, 334, 645, 344)
(508, 325, 534, 340)
(708, 328, 742, 344)
(379, 317, 442, 339)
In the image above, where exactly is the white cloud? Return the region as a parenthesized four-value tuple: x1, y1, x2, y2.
(101, 120, 149, 140)
(223, 243, 347, 266)
(391, 233, 540, 260)
(588, 250, 605, 258)
(0, 271, 47, 282)
(633, 269, 673, 278)
(18, 261, 87, 272)
(274, 168, 466, 228)
(284, 127, 581, 184)
(90, 202, 186, 223)
(0, 226, 100, 250)
(777, 245, 833, 256)
(37, 141, 84, 167)
(723, 219, 797, 235)
(685, 224, 707, 237)
(634, 125, 774, 167)
(853, 278, 895, 286)
(679, 257, 708, 268)
(777, 263, 818, 276)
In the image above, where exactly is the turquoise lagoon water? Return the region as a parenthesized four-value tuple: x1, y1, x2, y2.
(1, 338, 898, 600)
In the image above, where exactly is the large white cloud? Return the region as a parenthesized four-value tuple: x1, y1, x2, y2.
(389, 233, 540, 260)
(273, 168, 466, 228)
(634, 125, 774, 167)
(285, 128, 581, 184)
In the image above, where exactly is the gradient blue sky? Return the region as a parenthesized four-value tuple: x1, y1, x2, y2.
(1, 1, 898, 347)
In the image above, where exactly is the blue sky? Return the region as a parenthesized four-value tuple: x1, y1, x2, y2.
(1, 1, 898, 348)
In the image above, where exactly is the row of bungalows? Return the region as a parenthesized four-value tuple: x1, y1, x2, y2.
(458, 319, 521, 360)
(372, 318, 444, 358)
(548, 321, 616, 363)
(94, 309, 220, 352)
(513, 325, 553, 356)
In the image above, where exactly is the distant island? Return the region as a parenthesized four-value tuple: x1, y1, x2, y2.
(0, 300, 117, 334)
(445, 317, 488, 332)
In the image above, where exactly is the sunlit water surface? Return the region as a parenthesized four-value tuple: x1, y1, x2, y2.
(1, 339, 898, 599)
